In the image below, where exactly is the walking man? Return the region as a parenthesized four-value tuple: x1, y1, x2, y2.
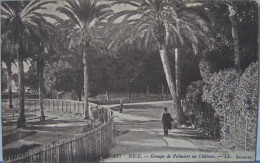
(162, 107, 173, 136)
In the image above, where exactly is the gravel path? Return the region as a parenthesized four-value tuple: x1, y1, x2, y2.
(100, 101, 215, 162)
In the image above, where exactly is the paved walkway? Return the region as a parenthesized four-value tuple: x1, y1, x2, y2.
(100, 101, 218, 162)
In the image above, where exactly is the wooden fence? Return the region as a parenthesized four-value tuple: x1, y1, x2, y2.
(1, 99, 93, 114)
(2, 99, 114, 163)
(1, 99, 100, 121)
(221, 110, 256, 151)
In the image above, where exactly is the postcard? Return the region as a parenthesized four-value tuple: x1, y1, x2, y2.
(1, 0, 259, 162)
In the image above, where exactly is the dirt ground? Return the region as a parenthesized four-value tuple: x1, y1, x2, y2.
(2, 109, 95, 158)
(101, 101, 233, 162)
(1, 100, 241, 162)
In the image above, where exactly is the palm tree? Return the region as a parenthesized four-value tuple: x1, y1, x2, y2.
(203, 1, 240, 71)
(33, 22, 58, 121)
(56, 0, 113, 119)
(108, 0, 211, 122)
(1, 0, 58, 127)
(227, 3, 240, 71)
(1, 37, 16, 110)
(203, 1, 257, 71)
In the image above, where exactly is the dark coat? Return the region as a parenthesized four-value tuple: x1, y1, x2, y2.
(162, 112, 173, 129)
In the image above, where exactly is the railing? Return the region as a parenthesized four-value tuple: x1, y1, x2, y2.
(2, 99, 114, 162)
(1, 99, 99, 121)
(1, 99, 91, 114)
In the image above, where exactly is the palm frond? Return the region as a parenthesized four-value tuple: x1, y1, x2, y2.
(21, 0, 57, 19)
(1, 3, 14, 18)
(56, 7, 82, 28)
(109, 0, 141, 7)
(108, 10, 137, 22)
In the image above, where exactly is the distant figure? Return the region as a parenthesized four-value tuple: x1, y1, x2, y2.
(119, 99, 123, 113)
(162, 107, 173, 136)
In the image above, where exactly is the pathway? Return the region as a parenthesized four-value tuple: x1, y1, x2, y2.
(100, 101, 221, 162)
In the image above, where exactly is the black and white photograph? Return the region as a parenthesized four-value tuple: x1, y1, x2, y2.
(1, 0, 258, 162)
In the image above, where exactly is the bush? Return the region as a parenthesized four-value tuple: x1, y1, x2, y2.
(202, 62, 258, 150)
(202, 68, 240, 116)
(233, 62, 258, 150)
(183, 81, 219, 138)
(91, 105, 107, 125)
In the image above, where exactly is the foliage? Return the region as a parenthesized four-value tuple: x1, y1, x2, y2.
(1, 0, 60, 127)
(1, 68, 8, 91)
(56, 0, 114, 118)
(24, 61, 38, 92)
(233, 62, 258, 149)
(199, 53, 234, 83)
(108, 0, 212, 54)
(202, 68, 240, 115)
(183, 81, 205, 117)
(202, 62, 258, 150)
(183, 81, 219, 137)
(1, 1, 59, 58)
(235, 1, 258, 70)
(235, 62, 258, 113)
(201, 1, 258, 71)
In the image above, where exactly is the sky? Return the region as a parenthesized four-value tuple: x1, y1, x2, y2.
(3, 0, 137, 75)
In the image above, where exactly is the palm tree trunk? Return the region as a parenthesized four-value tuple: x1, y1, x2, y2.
(147, 85, 149, 95)
(17, 54, 26, 128)
(228, 4, 240, 71)
(83, 49, 90, 119)
(175, 48, 181, 98)
(106, 89, 110, 101)
(162, 84, 164, 96)
(128, 88, 131, 100)
(231, 25, 240, 71)
(76, 90, 82, 101)
(159, 44, 185, 123)
(6, 61, 13, 109)
(37, 59, 45, 121)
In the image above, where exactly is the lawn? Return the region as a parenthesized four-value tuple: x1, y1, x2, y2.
(89, 92, 172, 105)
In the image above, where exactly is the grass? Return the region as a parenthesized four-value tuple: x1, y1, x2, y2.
(89, 92, 172, 105)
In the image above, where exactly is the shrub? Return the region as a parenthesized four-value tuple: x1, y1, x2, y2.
(202, 62, 258, 150)
(183, 81, 219, 138)
(202, 68, 240, 116)
(233, 62, 258, 150)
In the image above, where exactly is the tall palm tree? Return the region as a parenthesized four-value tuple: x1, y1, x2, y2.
(227, 3, 240, 71)
(56, 0, 113, 119)
(1, 0, 58, 127)
(203, 1, 240, 71)
(32, 21, 57, 121)
(1, 37, 16, 110)
(108, 0, 211, 122)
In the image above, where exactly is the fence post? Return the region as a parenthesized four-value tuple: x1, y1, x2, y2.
(82, 103, 84, 114)
(62, 101, 64, 111)
(245, 112, 248, 150)
(5, 100, 7, 109)
(234, 113, 236, 135)
(70, 101, 72, 113)
(53, 100, 55, 110)
(65, 102, 68, 113)
(74, 102, 76, 113)
(100, 128, 102, 158)
(224, 111, 226, 143)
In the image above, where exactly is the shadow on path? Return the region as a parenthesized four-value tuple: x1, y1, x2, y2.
(100, 101, 217, 162)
